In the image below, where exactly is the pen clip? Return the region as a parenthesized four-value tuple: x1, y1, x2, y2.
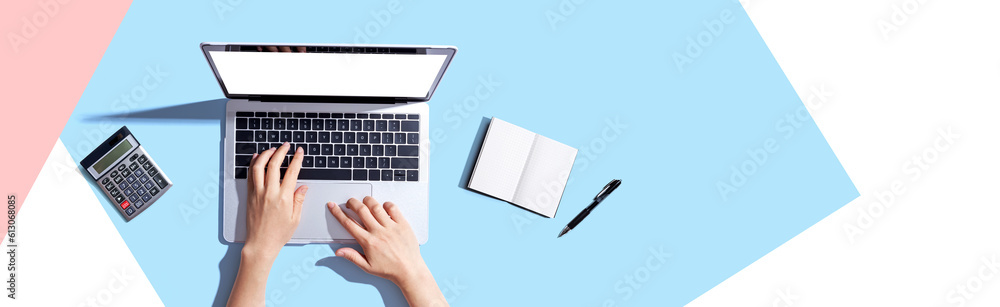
(594, 179, 621, 200)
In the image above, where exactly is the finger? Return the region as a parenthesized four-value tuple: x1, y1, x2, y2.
(347, 197, 380, 230)
(281, 146, 304, 193)
(292, 185, 308, 220)
(266, 143, 290, 189)
(252, 147, 275, 192)
(363, 196, 393, 227)
(335, 247, 371, 272)
(246, 153, 258, 193)
(383, 202, 410, 227)
(328, 202, 368, 240)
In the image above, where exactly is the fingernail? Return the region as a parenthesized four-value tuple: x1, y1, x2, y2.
(385, 203, 394, 209)
(297, 146, 303, 153)
(282, 142, 289, 146)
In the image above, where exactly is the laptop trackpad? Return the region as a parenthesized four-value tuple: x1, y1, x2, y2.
(292, 182, 371, 241)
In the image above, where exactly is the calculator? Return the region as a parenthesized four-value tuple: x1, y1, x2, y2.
(80, 126, 172, 221)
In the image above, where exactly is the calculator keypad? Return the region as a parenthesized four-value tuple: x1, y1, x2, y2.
(100, 150, 170, 220)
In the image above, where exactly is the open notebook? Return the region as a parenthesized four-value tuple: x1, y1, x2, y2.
(468, 118, 578, 218)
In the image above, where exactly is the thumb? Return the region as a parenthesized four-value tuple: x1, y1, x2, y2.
(336, 247, 371, 272)
(292, 185, 308, 218)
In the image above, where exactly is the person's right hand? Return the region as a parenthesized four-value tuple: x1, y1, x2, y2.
(328, 197, 448, 306)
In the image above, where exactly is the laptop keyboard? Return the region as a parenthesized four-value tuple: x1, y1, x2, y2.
(234, 111, 420, 182)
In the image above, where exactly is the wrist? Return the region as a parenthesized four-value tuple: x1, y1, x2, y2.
(241, 243, 279, 264)
(395, 262, 433, 289)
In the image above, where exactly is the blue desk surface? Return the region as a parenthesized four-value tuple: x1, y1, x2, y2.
(61, 1, 857, 306)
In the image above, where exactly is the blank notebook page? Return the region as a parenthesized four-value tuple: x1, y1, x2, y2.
(512, 134, 578, 218)
(468, 118, 535, 201)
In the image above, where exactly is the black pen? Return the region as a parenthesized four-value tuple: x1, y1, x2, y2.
(558, 179, 621, 238)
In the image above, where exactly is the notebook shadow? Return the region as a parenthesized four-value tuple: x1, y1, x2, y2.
(456, 117, 491, 193)
(315, 244, 407, 306)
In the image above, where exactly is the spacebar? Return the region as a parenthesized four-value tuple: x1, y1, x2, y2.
(296, 169, 352, 180)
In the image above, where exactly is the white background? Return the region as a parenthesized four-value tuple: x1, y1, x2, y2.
(690, 0, 1000, 306)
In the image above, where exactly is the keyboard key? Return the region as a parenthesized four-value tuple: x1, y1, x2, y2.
(351, 120, 362, 131)
(347, 145, 358, 155)
(389, 121, 400, 131)
(408, 133, 419, 144)
(366, 157, 377, 168)
(395, 114, 407, 119)
(287, 119, 298, 130)
(306, 112, 317, 118)
(236, 117, 248, 129)
(360, 145, 371, 156)
(258, 143, 270, 153)
(353, 157, 365, 168)
(293, 168, 352, 180)
(255, 112, 267, 117)
(334, 144, 346, 155)
(401, 121, 419, 131)
(255, 131, 266, 142)
(274, 118, 285, 130)
(302, 156, 314, 167)
(249, 118, 260, 129)
(293, 131, 304, 142)
(372, 145, 384, 156)
(319, 132, 330, 143)
(331, 132, 343, 143)
(344, 113, 356, 119)
(357, 113, 368, 119)
(363, 120, 375, 131)
(322, 144, 333, 156)
(378, 157, 390, 168)
(268, 131, 280, 142)
(294, 112, 305, 118)
(370, 132, 381, 144)
(345, 132, 356, 143)
(328, 157, 339, 168)
(394, 170, 406, 181)
(357, 133, 368, 143)
(236, 131, 253, 141)
(391, 158, 418, 169)
(340, 157, 351, 168)
(338, 120, 350, 130)
(280, 112, 292, 117)
(386, 145, 396, 156)
(268, 112, 279, 117)
(280, 131, 291, 142)
(315, 156, 326, 168)
(395, 133, 406, 144)
(308, 144, 320, 155)
(398, 145, 419, 156)
(236, 143, 256, 154)
(331, 113, 344, 118)
(381, 170, 393, 181)
(312, 119, 323, 130)
(370, 114, 381, 119)
(325, 119, 337, 130)
(408, 114, 419, 119)
(383, 133, 394, 144)
(353, 169, 367, 181)
(153, 174, 168, 188)
(306, 131, 317, 142)
(369, 170, 380, 180)
(261, 118, 273, 129)
(407, 170, 418, 181)
(319, 113, 330, 118)
(301, 119, 312, 130)
(235, 167, 248, 178)
(376, 120, 387, 131)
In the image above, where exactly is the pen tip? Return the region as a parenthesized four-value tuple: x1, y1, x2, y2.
(557, 227, 568, 238)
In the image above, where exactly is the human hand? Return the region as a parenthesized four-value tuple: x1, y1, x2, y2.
(328, 197, 448, 306)
(244, 143, 308, 260)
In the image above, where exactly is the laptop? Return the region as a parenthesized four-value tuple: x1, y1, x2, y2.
(202, 43, 457, 244)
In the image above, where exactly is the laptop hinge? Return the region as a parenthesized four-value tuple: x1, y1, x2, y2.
(248, 95, 409, 104)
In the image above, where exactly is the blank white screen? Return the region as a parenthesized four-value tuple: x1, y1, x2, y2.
(209, 51, 447, 98)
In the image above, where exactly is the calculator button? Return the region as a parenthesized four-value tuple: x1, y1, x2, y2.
(135, 169, 144, 176)
(141, 193, 152, 202)
(129, 162, 139, 171)
(133, 201, 143, 209)
(139, 176, 149, 183)
(129, 154, 139, 162)
(126, 175, 136, 183)
(110, 189, 120, 197)
(143, 182, 154, 190)
(129, 194, 139, 203)
(142, 161, 153, 170)
(131, 181, 141, 190)
(118, 164, 127, 171)
(150, 187, 160, 196)
(102, 177, 110, 184)
(121, 169, 131, 178)
(147, 168, 159, 177)
(111, 170, 119, 178)
(104, 182, 115, 191)
(123, 187, 133, 195)
(119, 199, 129, 209)
(125, 207, 135, 216)
(136, 188, 147, 197)
(118, 182, 128, 190)
(153, 174, 168, 189)
(138, 155, 148, 164)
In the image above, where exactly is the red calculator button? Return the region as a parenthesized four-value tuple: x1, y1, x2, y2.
(120, 200, 130, 209)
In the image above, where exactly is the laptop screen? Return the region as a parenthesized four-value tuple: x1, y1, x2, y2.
(202, 44, 455, 101)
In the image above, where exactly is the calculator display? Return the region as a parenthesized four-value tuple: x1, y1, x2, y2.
(93, 140, 133, 174)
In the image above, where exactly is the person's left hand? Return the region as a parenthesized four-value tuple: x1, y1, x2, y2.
(244, 143, 308, 260)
